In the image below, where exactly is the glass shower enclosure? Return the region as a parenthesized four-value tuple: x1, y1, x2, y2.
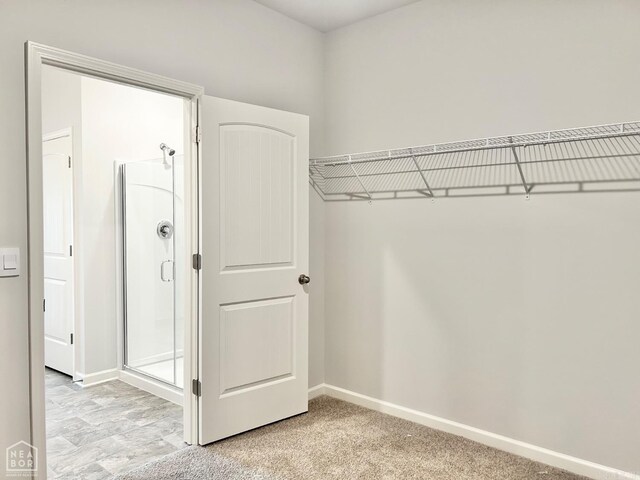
(121, 155, 184, 388)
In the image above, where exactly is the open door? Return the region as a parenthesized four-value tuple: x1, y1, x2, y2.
(199, 96, 309, 443)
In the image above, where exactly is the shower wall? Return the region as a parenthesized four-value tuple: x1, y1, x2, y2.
(124, 160, 174, 365)
(123, 156, 185, 386)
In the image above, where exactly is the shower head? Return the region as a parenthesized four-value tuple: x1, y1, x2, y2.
(159, 143, 176, 156)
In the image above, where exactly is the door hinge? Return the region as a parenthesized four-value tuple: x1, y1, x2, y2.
(43, 299, 46, 312)
(193, 125, 201, 144)
(192, 253, 202, 270)
(68, 156, 72, 168)
(192, 379, 201, 397)
(69, 245, 73, 257)
(70, 333, 74, 345)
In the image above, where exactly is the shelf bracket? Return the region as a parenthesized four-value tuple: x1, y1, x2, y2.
(309, 162, 328, 199)
(409, 149, 435, 200)
(308, 166, 319, 189)
(509, 139, 532, 199)
(347, 155, 373, 203)
(310, 161, 325, 180)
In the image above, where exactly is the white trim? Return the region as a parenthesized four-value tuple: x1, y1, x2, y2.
(316, 384, 639, 480)
(26, 42, 204, 478)
(185, 95, 201, 448)
(32, 42, 203, 98)
(308, 383, 326, 400)
(114, 161, 125, 377)
(42, 128, 72, 142)
(80, 368, 119, 387)
(73, 368, 183, 404)
(119, 370, 183, 406)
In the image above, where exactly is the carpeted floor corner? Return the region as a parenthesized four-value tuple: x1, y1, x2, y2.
(116, 396, 588, 480)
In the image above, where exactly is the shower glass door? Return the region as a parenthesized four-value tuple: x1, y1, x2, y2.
(122, 156, 184, 388)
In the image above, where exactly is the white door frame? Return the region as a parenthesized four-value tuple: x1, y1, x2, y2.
(42, 127, 78, 380)
(25, 42, 203, 477)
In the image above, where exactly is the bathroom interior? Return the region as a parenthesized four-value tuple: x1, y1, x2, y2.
(41, 63, 188, 404)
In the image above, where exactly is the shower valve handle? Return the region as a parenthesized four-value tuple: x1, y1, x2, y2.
(157, 220, 174, 239)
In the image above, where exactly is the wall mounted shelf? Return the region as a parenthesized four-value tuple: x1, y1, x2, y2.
(309, 121, 640, 201)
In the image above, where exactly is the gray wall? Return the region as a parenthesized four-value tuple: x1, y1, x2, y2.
(0, 0, 325, 470)
(322, 0, 640, 473)
(4, 0, 640, 474)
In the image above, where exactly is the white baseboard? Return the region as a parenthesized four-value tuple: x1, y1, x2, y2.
(308, 383, 326, 400)
(119, 369, 183, 406)
(80, 367, 183, 406)
(80, 368, 119, 387)
(311, 384, 638, 480)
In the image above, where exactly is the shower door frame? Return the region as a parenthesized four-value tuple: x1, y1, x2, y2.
(116, 158, 184, 397)
(114, 157, 188, 398)
(26, 42, 204, 475)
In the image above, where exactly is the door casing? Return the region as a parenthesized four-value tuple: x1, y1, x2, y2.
(25, 42, 204, 477)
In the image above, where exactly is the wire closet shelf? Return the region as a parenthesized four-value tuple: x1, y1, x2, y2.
(309, 121, 640, 201)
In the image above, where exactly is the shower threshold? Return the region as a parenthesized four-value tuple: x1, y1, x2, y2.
(121, 363, 184, 406)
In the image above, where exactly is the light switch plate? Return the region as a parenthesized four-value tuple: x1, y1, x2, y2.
(0, 248, 20, 277)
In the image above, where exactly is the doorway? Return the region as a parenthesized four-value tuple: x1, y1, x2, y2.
(40, 64, 189, 389)
(39, 62, 194, 476)
(27, 42, 310, 477)
(27, 43, 202, 476)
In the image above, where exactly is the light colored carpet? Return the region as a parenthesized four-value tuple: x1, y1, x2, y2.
(116, 396, 587, 480)
(115, 447, 277, 479)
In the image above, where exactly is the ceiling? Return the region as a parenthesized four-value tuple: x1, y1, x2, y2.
(253, 0, 421, 32)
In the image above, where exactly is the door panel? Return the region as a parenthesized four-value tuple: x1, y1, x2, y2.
(43, 134, 74, 376)
(219, 296, 294, 394)
(220, 125, 295, 270)
(199, 96, 309, 444)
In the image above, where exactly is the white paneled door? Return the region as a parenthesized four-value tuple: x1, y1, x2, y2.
(43, 133, 74, 376)
(199, 96, 309, 444)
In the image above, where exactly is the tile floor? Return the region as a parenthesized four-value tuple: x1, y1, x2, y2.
(45, 368, 185, 479)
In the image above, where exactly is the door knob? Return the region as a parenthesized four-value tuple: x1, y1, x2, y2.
(298, 274, 311, 285)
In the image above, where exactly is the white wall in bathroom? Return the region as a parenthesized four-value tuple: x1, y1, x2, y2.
(41, 66, 86, 376)
(80, 76, 184, 375)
